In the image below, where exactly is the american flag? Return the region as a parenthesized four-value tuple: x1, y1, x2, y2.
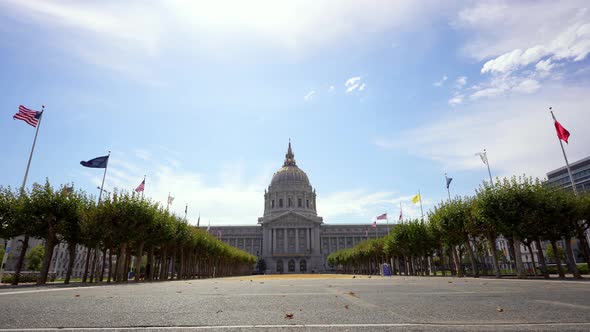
(13, 105, 42, 127)
(371, 221, 377, 228)
(376, 213, 387, 220)
(135, 179, 145, 192)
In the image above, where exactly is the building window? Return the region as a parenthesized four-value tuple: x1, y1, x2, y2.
(300, 259, 307, 272)
(271, 200, 275, 208)
(298, 198, 302, 207)
(279, 199, 283, 208)
(288, 198, 292, 207)
(288, 259, 296, 272)
(306, 200, 309, 208)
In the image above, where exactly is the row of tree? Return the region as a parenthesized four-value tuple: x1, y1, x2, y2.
(0, 180, 256, 285)
(328, 176, 590, 279)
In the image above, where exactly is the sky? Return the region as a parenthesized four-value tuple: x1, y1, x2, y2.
(1, 0, 589, 226)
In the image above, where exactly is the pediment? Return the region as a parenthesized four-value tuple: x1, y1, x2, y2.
(262, 210, 323, 226)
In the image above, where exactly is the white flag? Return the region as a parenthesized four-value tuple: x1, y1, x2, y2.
(475, 152, 488, 165)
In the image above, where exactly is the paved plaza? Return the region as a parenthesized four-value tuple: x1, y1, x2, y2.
(1, 275, 590, 331)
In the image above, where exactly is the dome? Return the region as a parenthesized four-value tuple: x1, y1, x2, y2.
(269, 141, 311, 190)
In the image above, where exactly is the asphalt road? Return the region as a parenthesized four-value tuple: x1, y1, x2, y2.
(1, 275, 589, 331)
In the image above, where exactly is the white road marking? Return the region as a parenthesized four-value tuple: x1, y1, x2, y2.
(0, 286, 98, 296)
(2, 322, 590, 331)
(535, 299, 590, 310)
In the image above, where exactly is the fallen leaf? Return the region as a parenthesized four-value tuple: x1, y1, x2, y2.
(496, 307, 504, 312)
(216, 310, 223, 314)
(448, 281, 453, 283)
(344, 305, 349, 309)
(74, 295, 80, 297)
(285, 313, 294, 319)
(176, 291, 182, 293)
(352, 276, 356, 279)
(347, 291, 357, 297)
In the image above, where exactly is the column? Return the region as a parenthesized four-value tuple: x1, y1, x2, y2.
(307, 228, 311, 251)
(283, 228, 287, 253)
(272, 228, 276, 253)
(295, 229, 299, 253)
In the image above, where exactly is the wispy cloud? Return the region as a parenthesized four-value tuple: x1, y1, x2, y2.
(448, 93, 464, 106)
(345, 76, 366, 93)
(376, 84, 590, 178)
(304, 90, 316, 102)
(433, 75, 448, 87)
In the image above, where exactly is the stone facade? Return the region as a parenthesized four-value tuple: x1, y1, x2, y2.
(208, 142, 393, 273)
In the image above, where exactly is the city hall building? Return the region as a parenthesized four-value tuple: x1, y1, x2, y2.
(208, 143, 393, 274)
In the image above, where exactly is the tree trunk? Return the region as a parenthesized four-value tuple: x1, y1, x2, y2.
(64, 242, 77, 284)
(89, 248, 97, 283)
(107, 249, 113, 283)
(117, 242, 127, 282)
(564, 238, 582, 279)
(37, 234, 57, 285)
(525, 242, 537, 276)
(465, 237, 479, 278)
(12, 235, 30, 285)
(452, 246, 463, 277)
(439, 248, 446, 276)
(534, 238, 549, 279)
(576, 227, 590, 271)
(147, 245, 154, 281)
(82, 247, 92, 282)
(551, 239, 565, 278)
(134, 241, 145, 282)
(100, 247, 107, 282)
(159, 247, 168, 280)
(513, 237, 526, 278)
(487, 235, 501, 278)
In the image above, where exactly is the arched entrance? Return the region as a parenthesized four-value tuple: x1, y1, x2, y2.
(276, 259, 283, 273)
(299, 259, 307, 273)
(288, 259, 295, 272)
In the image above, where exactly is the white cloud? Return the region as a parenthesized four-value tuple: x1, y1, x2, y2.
(0, 0, 444, 76)
(455, 76, 467, 88)
(448, 93, 464, 106)
(470, 75, 541, 100)
(345, 76, 366, 93)
(376, 84, 590, 179)
(434, 75, 448, 87)
(328, 85, 335, 92)
(304, 90, 316, 102)
(319, 191, 430, 222)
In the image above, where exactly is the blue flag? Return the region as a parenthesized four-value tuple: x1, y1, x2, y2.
(80, 155, 109, 168)
(446, 176, 453, 189)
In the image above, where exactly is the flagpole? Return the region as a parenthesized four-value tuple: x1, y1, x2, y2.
(142, 175, 146, 199)
(550, 108, 577, 195)
(185, 204, 188, 221)
(98, 151, 111, 204)
(418, 190, 424, 221)
(1, 106, 45, 283)
(400, 202, 403, 223)
(167, 192, 170, 211)
(484, 149, 494, 187)
(21, 105, 44, 191)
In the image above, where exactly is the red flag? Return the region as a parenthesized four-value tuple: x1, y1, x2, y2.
(398, 211, 403, 221)
(554, 120, 570, 144)
(376, 213, 387, 220)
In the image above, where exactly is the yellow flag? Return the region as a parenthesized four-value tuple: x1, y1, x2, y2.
(412, 193, 421, 204)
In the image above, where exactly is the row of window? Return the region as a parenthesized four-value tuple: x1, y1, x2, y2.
(270, 198, 310, 209)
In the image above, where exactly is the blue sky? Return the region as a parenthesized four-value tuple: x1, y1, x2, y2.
(1, 0, 589, 225)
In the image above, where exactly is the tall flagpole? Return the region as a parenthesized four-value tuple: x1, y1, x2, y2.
(184, 204, 188, 221)
(97, 151, 111, 204)
(484, 149, 494, 187)
(167, 192, 171, 211)
(1, 106, 44, 283)
(400, 202, 403, 223)
(418, 190, 424, 221)
(142, 175, 146, 199)
(550, 108, 577, 195)
(21, 105, 44, 191)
